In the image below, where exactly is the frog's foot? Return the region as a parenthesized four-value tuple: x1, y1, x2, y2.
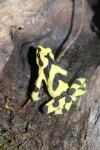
(43, 94, 72, 116)
(31, 92, 40, 101)
(67, 77, 86, 102)
(43, 96, 65, 115)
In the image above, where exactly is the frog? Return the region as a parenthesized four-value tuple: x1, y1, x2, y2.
(31, 45, 86, 116)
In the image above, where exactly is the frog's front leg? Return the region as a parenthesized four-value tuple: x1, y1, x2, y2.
(31, 74, 43, 101)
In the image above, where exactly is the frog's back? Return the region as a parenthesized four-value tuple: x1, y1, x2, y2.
(47, 64, 69, 97)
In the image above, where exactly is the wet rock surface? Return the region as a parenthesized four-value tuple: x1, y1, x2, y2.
(0, 0, 100, 150)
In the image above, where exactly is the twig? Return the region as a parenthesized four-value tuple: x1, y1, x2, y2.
(56, 0, 85, 63)
(18, 99, 32, 113)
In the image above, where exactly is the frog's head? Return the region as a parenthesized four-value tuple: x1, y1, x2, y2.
(37, 45, 52, 56)
(36, 45, 54, 67)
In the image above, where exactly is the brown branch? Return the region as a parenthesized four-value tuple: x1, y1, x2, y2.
(56, 0, 85, 63)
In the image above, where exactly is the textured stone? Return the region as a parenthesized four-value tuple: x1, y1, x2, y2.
(0, 0, 92, 74)
(0, 1, 100, 150)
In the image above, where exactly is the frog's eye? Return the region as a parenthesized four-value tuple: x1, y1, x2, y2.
(37, 47, 41, 52)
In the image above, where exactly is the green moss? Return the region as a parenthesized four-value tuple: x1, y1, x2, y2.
(28, 123, 37, 132)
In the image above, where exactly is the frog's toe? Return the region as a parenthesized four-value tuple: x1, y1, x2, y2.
(49, 112, 55, 118)
(31, 92, 40, 101)
(32, 97, 40, 101)
(43, 104, 57, 116)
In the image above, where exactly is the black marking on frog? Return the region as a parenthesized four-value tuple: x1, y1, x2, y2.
(62, 108, 67, 114)
(74, 80, 81, 85)
(53, 73, 68, 91)
(52, 99, 59, 108)
(65, 94, 72, 102)
(79, 87, 86, 91)
(44, 53, 54, 80)
(37, 53, 43, 66)
(67, 88, 76, 95)
(34, 87, 40, 92)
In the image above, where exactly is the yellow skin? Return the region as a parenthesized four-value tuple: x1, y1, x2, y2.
(31, 45, 86, 116)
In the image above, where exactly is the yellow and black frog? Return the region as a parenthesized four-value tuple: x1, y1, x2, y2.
(31, 45, 86, 116)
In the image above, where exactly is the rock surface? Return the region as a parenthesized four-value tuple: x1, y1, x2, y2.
(0, 0, 100, 150)
(0, 0, 92, 74)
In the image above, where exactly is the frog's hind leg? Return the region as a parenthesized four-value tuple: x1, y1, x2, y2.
(43, 78, 86, 116)
(43, 96, 66, 115)
(67, 77, 86, 102)
(61, 78, 86, 115)
(43, 93, 73, 116)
